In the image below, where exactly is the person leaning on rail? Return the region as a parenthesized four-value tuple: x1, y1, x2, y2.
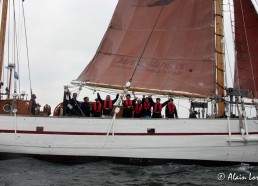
(97, 92, 119, 116)
(122, 94, 137, 118)
(165, 98, 178, 119)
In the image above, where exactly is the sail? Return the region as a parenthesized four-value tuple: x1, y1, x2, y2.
(77, 0, 215, 97)
(234, 0, 258, 98)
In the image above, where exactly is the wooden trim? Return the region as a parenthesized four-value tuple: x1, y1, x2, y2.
(80, 82, 209, 99)
(0, 0, 8, 82)
(215, 0, 225, 116)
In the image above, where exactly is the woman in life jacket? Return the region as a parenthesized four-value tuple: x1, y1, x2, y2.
(165, 98, 178, 118)
(141, 95, 153, 118)
(134, 99, 143, 118)
(92, 98, 102, 117)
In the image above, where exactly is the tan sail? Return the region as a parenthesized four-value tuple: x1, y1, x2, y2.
(77, 0, 216, 97)
(234, 0, 258, 99)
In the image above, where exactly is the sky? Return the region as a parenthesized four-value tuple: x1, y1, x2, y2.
(2, 0, 118, 112)
(1, 0, 258, 117)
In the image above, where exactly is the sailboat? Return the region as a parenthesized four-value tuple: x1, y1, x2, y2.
(0, 0, 258, 164)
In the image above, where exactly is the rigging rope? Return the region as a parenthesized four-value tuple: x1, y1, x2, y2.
(129, 5, 165, 83)
(12, 0, 21, 93)
(21, 0, 32, 96)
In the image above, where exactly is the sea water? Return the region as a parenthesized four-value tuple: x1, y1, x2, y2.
(0, 157, 258, 186)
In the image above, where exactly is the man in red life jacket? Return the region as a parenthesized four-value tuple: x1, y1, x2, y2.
(142, 95, 153, 118)
(134, 99, 143, 118)
(152, 98, 169, 118)
(122, 94, 136, 118)
(92, 98, 102, 117)
(97, 93, 119, 116)
(165, 98, 178, 118)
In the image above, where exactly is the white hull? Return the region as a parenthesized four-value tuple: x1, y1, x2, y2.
(0, 115, 258, 164)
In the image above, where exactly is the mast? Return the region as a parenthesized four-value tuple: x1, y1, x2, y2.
(0, 0, 8, 83)
(215, 0, 225, 116)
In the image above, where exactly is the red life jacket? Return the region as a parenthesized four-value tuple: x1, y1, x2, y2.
(167, 103, 175, 113)
(125, 100, 133, 108)
(153, 103, 162, 113)
(135, 104, 142, 113)
(93, 103, 102, 113)
(104, 100, 112, 109)
(144, 102, 151, 110)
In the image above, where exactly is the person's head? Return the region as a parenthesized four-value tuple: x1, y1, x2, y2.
(156, 98, 160, 103)
(126, 94, 131, 100)
(137, 99, 142, 104)
(106, 95, 110, 101)
(84, 97, 89, 102)
(32, 94, 36, 99)
(95, 98, 99, 103)
(73, 93, 77, 99)
(145, 98, 149, 103)
(169, 98, 174, 104)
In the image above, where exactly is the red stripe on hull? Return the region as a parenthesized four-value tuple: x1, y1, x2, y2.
(1, 130, 258, 136)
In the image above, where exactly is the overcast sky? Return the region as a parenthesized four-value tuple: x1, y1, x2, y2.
(17, 0, 118, 111)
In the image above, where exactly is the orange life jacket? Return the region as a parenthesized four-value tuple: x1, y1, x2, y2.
(135, 104, 143, 113)
(153, 103, 162, 113)
(167, 103, 175, 113)
(93, 103, 102, 113)
(124, 100, 133, 108)
(144, 102, 151, 109)
(104, 100, 112, 109)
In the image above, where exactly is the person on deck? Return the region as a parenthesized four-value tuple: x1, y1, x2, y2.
(122, 94, 136, 118)
(134, 99, 143, 118)
(68, 93, 82, 116)
(43, 104, 51, 116)
(152, 98, 169, 118)
(81, 97, 91, 117)
(92, 98, 102, 117)
(97, 93, 119, 116)
(142, 95, 153, 118)
(165, 98, 178, 118)
(28, 94, 37, 115)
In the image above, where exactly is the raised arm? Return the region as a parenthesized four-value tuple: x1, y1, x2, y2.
(112, 93, 119, 104)
(97, 93, 104, 104)
(162, 100, 169, 108)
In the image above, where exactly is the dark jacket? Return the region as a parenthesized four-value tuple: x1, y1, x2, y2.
(80, 102, 91, 117)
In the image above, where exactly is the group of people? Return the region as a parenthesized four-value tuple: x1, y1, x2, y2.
(122, 94, 178, 118)
(28, 94, 51, 116)
(65, 92, 178, 119)
(65, 92, 119, 117)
